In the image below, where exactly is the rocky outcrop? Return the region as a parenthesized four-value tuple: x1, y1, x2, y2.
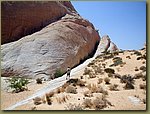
(94, 35, 119, 57)
(1, 1, 100, 79)
(1, 1, 76, 44)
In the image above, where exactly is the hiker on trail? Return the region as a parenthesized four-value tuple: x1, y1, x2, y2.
(66, 67, 71, 80)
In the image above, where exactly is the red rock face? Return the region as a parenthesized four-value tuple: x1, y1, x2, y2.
(1, 1, 100, 79)
(1, 1, 74, 44)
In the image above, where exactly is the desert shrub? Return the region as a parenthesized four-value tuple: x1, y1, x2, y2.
(98, 78, 103, 84)
(65, 103, 83, 110)
(84, 90, 93, 97)
(103, 53, 114, 60)
(134, 72, 143, 79)
(95, 67, 103, 74)
(89, 72, 96, 78)
(83, 68, 92, 75)
(142, 61, 146, 64)
(45, 93, 52, 105)
(118, 50, 124, 53)
(120, 75, 134, 84)
(114, 73, 121, 79)
(126, 56, 131, 59)
(113, 51, 119, 56)
(137, 56, 143, 60)
(66, 78, 85, 87)
(36, 78, 43, 84)
(87, 84, 108, 95)
(110, 57, 123, 67)
(93, 96, 107, 110)
(65, 85, 77, 94)
(6, 77, 29, 93)
(87, 62, 95, 67)
(124, 82, 134, 90)
(108, 73, 114, 78)
(54, 69, 63, 78)
(139, 66, 146, 72)
(82, 98, 93, 108)
(143, 54, 146, 60)
(80, 76, 83, 79)
(33, 97, 42, 105)
(109, 84, 119, 91)
(135, 67, 139, 71)
(134, 51, 142, 56)
(139, 84, 146, 90)
(104, 77, 110, 84)
(104, 68, 115, 74)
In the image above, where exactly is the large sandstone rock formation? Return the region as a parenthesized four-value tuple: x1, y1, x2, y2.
(1, 1, 100, 79)
(1, 1, 76, 44)
(94, 35, 119, 57)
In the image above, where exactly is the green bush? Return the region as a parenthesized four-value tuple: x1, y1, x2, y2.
(54, 69, 63, 78)
(6, 77, 29, 93)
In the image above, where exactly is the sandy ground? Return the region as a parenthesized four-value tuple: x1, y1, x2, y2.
(1, 49, 146, 110)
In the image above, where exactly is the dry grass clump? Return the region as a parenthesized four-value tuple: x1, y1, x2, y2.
(92, 95, 111, 110)
(98, 78, 103, 84)
(45, 93, 53, 105)
(104, 77, 110, 84)
(109, 84, 119, 91)
(65, 103, 83, 110)
(83, 68, 91, 75)
(94, 67, 103, 74)
(33, 97, 42, 105)
(104, 68, 115, 74)
(87, 84, 108, 95)
(139, 84, 146, 90)
(65, 85, 77, 94)
(82, 98, 93, 108)
(56, 95, 70, 104)
(84, 90, 93, 97)
(139, 66, 146, 72)
(89, 72, 96, 78)
(55, 87, 65, 94)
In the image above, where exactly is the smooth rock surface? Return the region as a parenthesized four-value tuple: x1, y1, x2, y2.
(1, 1, 100, 79)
